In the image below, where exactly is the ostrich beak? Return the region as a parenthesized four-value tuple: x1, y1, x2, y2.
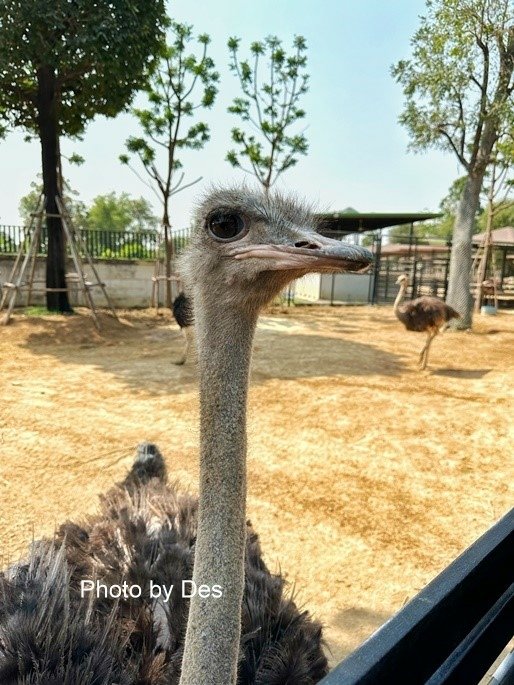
(228, 235, 373, 274)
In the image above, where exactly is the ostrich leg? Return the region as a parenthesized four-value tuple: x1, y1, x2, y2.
(419, 330, 437, 370)
(174, 327, 194, 366)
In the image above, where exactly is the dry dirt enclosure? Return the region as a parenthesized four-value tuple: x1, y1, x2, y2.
(0, 305, 513, 665)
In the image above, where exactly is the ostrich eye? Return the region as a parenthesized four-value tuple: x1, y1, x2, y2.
(207, 211, 247, 241)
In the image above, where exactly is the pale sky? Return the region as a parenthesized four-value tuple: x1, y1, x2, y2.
(0, 0, 463, 228)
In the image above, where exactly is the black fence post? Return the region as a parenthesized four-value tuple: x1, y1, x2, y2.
(384, 259, 390, 301)
(444, 240, 452, 299)
(370, 233, 382, 305)
(411, 238, 418, 298)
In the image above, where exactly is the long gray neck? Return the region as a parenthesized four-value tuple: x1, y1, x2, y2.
(393, 282, 407, 315)
(179, 294, 257, 685)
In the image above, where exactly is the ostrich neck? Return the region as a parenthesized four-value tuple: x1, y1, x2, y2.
(179, 295, 257, 685)
(393, 283, 407, 315)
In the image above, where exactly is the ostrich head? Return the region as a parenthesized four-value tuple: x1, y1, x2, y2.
(395, 274, 409, 286)
(179, 187, 372, 314)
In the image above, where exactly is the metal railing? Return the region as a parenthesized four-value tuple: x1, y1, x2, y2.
(0, 224, 192, 261)
(0, 224, 25, 254)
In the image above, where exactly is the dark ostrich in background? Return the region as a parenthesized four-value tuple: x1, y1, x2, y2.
(0, 187, 372, 684)
(0, 444, 328, 685)
(393, 273, 460, 370)
(171, 292, 194, 365)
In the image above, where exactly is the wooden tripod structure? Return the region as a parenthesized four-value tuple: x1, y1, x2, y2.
(472, 164, 500, 313)
(150, 223, 181, 311)
(0, 195, 117, 330)
(472, 222, 498, 312)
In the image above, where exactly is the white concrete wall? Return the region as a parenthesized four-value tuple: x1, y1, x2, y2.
(319, 273, 372, 303)
(0, 255, 373, 308)
(0, 256, 180, 308)
(294, 273, 322, 301)
(291, 273, 373, 304)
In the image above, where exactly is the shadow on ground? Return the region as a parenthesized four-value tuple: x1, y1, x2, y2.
(17, 310, 405, 396)
(432, 368, 492, 379)
(330, 606, 391, 661)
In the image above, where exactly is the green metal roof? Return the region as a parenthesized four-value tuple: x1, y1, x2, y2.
(316, 211, 443, 237)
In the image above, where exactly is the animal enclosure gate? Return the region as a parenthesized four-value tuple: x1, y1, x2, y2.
(371, 240, 451, 305)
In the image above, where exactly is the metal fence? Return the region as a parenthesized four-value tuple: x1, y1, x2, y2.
(0, 225, 25, 254)
(0, 224, 192, 261)
(371, 235, 451, 304)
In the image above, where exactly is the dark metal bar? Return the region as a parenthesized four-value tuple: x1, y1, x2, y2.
(426, 583, 514, 685)
(500, 248, 507, 288)
(407, 222, 414, 257)
(370, 233, 381, 305)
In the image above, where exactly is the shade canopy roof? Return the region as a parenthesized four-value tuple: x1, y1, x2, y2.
(316, 211, 442, 238)
(472, 227, 514, 246)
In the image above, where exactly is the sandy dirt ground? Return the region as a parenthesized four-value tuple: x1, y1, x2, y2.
(0, 305, 513, 665)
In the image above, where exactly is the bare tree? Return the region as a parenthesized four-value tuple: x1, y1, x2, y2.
(121, 21, 218, 307)
(226, 35, 309, 193)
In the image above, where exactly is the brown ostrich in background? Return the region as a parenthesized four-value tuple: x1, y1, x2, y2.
(393, 274, 460, 370)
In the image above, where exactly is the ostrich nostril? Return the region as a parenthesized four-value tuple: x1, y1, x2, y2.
(295, 240, 321, 250)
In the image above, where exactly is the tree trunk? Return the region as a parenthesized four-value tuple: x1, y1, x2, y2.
(36, 65, 72, 313)
(446, 172, 483, 329)
(163, 200, 172, 309)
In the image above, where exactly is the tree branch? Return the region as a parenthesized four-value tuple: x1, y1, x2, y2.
(469, 30, 490, 167)
(125, 161, 163, 204)
(437, 126, 470, 170)
(170, 175, 202, 196)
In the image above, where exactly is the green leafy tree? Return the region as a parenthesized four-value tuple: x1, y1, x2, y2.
(387, 177, 487, 245)
(17, 186, 158, 258)
(388, 221, 453, 243)
(471, 136, 514, 306)
(476, 133, 514, 230)
(433, 162, 514, 239)
(227, 35, 309, 193)
(0, 0, 167, 312)
(83, 193, 158, 259)
(121, 21, 218, 306)
(419, 178, 478, 242)
(392, 0, 514, 328)
(479, 199, 514, 227)
(85, 192, 157, 233)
